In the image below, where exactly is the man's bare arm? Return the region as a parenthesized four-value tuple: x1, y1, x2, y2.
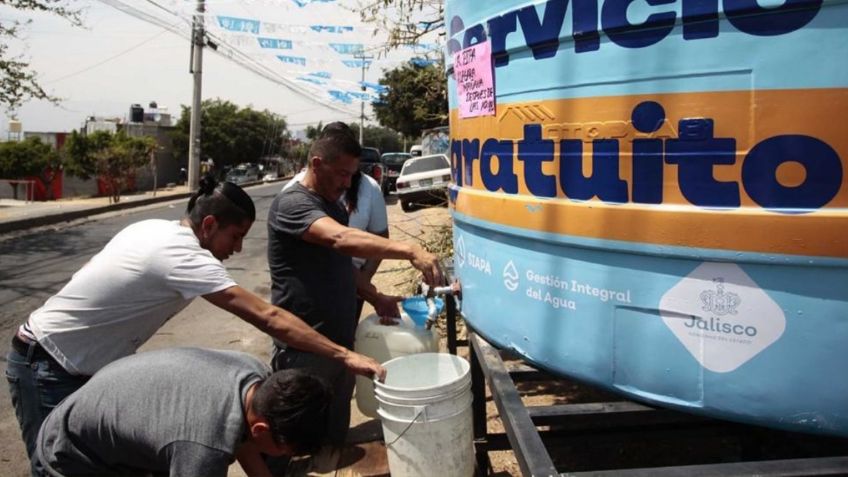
(204, 285, 386, 380)
(304, 217, 442, 286)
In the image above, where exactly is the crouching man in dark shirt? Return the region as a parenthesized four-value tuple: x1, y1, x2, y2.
(35, 347, 331, 477)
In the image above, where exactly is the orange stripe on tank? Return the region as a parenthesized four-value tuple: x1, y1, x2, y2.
(451, 88, 848, 208)
(450, 89, 848, 258)
(453, 188, 846, 258)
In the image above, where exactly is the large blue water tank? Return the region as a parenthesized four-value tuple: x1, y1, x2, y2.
(445, 0, 847, 437)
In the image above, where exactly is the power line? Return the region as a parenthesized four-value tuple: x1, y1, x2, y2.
(202, 28, 356, 114)
(143, 0, 184, 18)
(98, 0, 190, 35)
(97, 0, 357, 115)
(44, 25, 176, 84)
(286, 114, 360, 128)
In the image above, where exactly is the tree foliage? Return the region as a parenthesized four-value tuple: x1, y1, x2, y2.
(350, 123, 404, 153)
(288, 140, 310, 169)
(1, 0, 83, 110)
(63, 130, 112, 180)
(64, 131, 156, 203)
(305, 121, 324, 141)
(359, 0, 444, 50)
(299, 121, 405, 155)
(171, 99, 290, 170)
(372, 61, 448, 138)
(0, 136, 60, 199)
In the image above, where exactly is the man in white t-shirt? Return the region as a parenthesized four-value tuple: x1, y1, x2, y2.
(5, 178, 385, 473)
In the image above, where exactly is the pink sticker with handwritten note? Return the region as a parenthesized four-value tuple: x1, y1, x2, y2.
(454, 42, 495, 118)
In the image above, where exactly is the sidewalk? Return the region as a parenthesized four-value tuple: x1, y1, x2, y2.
(0, 185, 193, 234)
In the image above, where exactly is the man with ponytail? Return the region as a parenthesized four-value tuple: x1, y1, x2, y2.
(5, 177, 384, 473)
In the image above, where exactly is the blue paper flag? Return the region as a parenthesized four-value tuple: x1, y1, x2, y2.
(342, 59, 371, 68)
(277, 55, 307, 66)
(217, 16, 260, 34)
(410, 57, 437, 67)
(258, 37, 292, 49)
(297, 76, 326, 86)
(329, 43, 364, 55)
(329, 90, 353, 104)
(293, 0, 336, 7)
(310, 25, 354, 34)
(361, 81, 387, 93)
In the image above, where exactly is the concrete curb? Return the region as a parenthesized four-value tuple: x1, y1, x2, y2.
(0, 192, 194, 235)
(0, 177, 289, 235)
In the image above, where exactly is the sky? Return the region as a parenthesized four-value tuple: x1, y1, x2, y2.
(0, 0, 443, 137)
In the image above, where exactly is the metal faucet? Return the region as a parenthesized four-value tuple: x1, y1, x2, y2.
(420, 280, 462, 330)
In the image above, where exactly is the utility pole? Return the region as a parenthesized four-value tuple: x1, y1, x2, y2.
(187, 0, 205, 191)
(353, 52, 373, 145)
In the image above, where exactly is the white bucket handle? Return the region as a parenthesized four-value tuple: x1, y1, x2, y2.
(383, 404, 428, 448)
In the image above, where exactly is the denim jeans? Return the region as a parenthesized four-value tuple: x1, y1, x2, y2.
(5, 342, 89, 475)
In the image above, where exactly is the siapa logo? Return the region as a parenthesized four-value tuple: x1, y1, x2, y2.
(450, 101, 843, 213)
(503, 261, 519, 291)
(455, 235, 466, 267)
(448, 0, 823, 66)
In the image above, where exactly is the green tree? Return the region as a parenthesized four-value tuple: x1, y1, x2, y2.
(297, 121, 404, 156)
(288, 140, 310, 170)
(349, 123, 404, 153)
(305, 121, 324, 141)
(65, 131, 156, 204)
(0, 136, 60, 199)
(1, 1, 83, 110)
(96, 134, 156, 204)
(372, 61, 448, 139)
(63, 130, 112, 180)
(171, 99, 289, 171)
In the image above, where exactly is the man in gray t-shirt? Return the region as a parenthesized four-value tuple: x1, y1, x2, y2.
(267, 123, 442, 446)
(36, 348, 331, 477)
(268, 182, 357, 348)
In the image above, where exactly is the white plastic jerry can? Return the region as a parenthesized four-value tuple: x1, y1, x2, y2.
(353, 314, 440, 418)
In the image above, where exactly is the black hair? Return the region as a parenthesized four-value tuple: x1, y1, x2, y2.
(318, 122, 362, 211)
(321, 121, 355, 138)
(253, 369, 333, 454)
(345, 171, 363, 214)
(185, 175, 256, 227)
(309, 122, 362, 164)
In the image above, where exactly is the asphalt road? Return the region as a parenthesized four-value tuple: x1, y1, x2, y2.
(0, 180, 286, 475)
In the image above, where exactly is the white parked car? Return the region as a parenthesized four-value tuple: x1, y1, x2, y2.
(225, 163, 260, 185)
(395, 154, 451, 212)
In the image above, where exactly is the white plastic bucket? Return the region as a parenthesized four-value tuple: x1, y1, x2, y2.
(354, 314, 439, 418)
(375, 353, 474, 477)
